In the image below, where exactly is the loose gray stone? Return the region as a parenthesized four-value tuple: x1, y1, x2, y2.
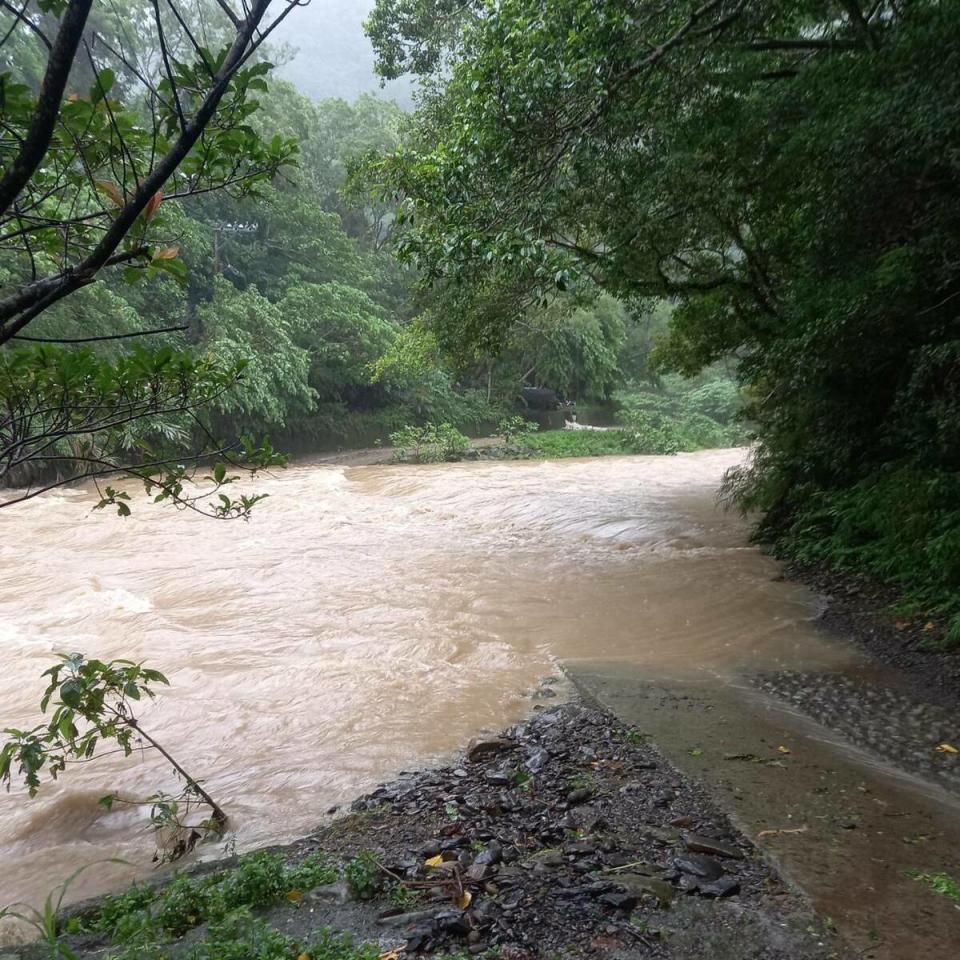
(673, 853, 724, 881)
(467, 738, 513, 763)
(566, 787, 594, 806)
(307, 881, 354, 904)
(525, 748, 551, 772)
(698, 875, 741, 898)
(683, 833, 745, 860)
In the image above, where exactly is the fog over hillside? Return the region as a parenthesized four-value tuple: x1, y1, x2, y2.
(272, 0, 414, 106)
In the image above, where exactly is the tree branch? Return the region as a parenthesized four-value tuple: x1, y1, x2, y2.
(11, 324, 189, 343)
(0, 0, 95, 218)
(0, 0, 297, 344)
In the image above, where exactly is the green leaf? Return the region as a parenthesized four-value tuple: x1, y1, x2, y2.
(90, 68, 116, 105)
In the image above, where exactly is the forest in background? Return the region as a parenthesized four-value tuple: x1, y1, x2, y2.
(0, 0, 747, 482)
(2, 0, 956, 643)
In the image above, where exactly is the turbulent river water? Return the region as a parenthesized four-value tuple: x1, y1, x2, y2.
(0, 448, 858, 932)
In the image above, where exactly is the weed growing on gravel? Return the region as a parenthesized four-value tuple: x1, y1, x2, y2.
(909, 870, 960, 903)
(512, 770, 532, 791)
(388, 883, 421, 909)
(567, 772, 597, 791)
(344, 852, 381, 899)
(73, 851, 337, 944)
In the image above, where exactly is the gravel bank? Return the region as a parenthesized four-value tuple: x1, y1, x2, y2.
(310, 701, 832, 959)
(43, 701, 844, 960)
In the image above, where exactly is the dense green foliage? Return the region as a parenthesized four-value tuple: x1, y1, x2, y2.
(363, 0, 960, 637)
(0, 0, 753, 515)
(389, 422, 470, 462)
(0, 0, 303, 511)
(54, 848, 401, 959)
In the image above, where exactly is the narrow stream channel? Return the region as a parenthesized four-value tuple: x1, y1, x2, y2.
(0, 449, 939, 945)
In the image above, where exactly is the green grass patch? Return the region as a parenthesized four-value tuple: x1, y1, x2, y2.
(70, 851, 337, 945)
(909, 870, 960, 903)
(102, 913, 381, 960)
(524, 429, 636, 458)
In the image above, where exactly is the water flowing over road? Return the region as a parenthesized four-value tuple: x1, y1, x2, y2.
(0, 449, 865, 928)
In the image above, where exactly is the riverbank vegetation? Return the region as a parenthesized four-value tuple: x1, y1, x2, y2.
(3, 2, 955, 633)
(359, 0, 960, 645)
(0, 1, 746, 512)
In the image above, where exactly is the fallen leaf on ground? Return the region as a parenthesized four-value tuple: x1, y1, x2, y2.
(935, 743, 958, 754)
(424, 854, 444, 867)
(455, 890, 472, 909)
(286, 889, 303, 903)
(777, 745, 791, 754)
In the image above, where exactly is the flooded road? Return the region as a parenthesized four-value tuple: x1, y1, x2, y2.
(0, 448, 929, 944)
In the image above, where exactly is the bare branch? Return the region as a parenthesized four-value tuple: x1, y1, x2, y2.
(12, 324, 189, 343)
(213, 0, 241, 28)
(0, 0, 52, 51)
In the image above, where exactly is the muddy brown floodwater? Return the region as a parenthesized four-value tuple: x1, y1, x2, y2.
(0, 449, 953, 952)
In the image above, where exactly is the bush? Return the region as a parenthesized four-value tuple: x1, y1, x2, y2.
(675, 412, 733, 450)
(80, 851, 337, 943)
(612, 377, 749, 452)
(618, 410, 685, 455)
(524, 429, 633, 458)
(763, 465, 960, 648)
(682, 379, 741, 425)
(388, 422, 470, 462)
(497, 415, 537, 444)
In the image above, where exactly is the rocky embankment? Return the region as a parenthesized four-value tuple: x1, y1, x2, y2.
(55, 701, 847, 959)
(25, 701, 847, 960)
(312, 702, 839, 958)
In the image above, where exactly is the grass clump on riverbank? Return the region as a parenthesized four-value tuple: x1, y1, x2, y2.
(65, 851, 338, 949)
(523, 430, 635, 458)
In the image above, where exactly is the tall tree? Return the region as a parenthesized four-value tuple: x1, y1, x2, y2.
(0, 0, 301, 513)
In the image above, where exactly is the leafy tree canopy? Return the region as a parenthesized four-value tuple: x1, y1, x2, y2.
(361, 0, 960, 631)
